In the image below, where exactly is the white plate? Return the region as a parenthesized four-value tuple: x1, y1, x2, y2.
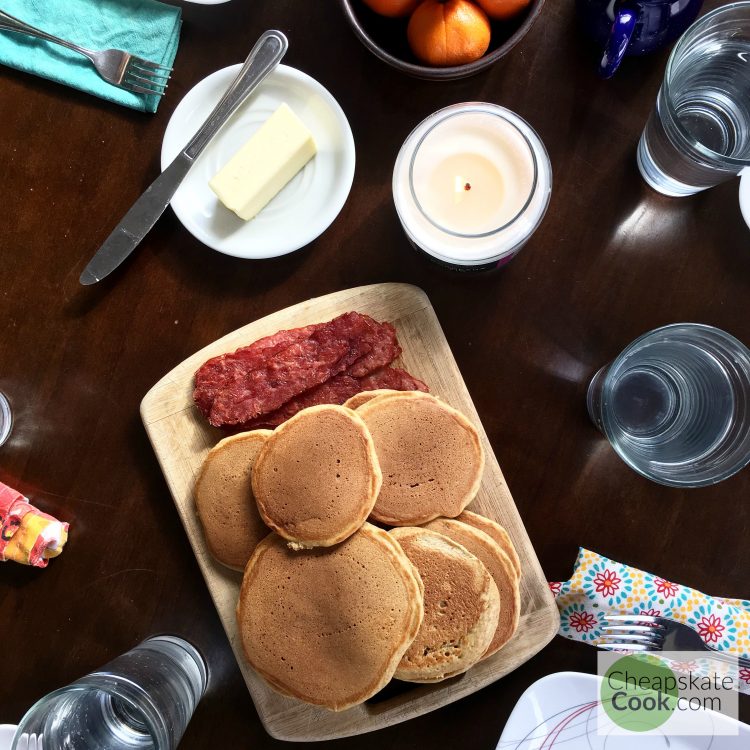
(162, 64, 355, 259)
(0, 726, 16, 750)
(497, 672, 749, 749)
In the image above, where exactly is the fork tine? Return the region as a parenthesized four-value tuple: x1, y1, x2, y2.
(601, 624, 665, 634)
(122, 80, 166, 97)
(599, 642, 658, 652)
(604, 614, 663, 625)
(130, 58, 173, 74)
(128, 64, 171, 82)
(599, 632, 663, 645)
(125, 71, 169, 89)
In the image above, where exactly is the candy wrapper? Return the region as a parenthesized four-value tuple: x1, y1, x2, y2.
(0, 481, 69, 568)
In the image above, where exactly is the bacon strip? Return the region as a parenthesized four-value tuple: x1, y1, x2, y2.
(193, 325, 314, 417)
(347, 321, 401, 377)
(237, 374, 362, 430)
(194, 312, 427, 430)
(238, 367, 429, 430)
(358, 366, 428, 393)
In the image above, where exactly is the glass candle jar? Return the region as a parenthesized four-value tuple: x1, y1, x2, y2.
(393, 103, 552, 271)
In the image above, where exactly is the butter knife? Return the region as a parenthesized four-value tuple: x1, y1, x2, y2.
(79, 30, 288, 285)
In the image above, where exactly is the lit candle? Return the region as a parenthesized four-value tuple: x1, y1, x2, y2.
(393, 103, 552, 271)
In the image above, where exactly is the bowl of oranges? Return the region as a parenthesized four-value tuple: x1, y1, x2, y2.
(339, 0, 545, 80)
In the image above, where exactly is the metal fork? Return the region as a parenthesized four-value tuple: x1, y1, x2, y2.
(0, 10, 170, 96)
(600, 614, 750, 669)
(14, 733, 43, 750)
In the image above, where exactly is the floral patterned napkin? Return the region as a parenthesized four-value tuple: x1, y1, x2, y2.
(550, 548, 750, 691)
(0, 480, 68, 567)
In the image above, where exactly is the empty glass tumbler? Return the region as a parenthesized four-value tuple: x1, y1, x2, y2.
(12, 636, 207, 750)
(0, 391, 11, 446)
(637, 2, 750, 199)
(587, 323, 750, 487)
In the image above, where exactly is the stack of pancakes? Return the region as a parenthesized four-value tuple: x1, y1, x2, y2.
(194, 391, 522, 710)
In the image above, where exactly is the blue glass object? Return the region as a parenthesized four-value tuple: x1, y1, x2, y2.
(577, 0, 703, 78)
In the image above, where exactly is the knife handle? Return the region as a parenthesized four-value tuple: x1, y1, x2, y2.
(183, 30, 288, 161)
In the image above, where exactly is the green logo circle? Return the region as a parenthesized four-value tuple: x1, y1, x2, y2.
(601, 654, 678, 732)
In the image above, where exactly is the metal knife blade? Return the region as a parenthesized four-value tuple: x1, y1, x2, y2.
(79, 29, 288, 286)
(79, 155, 192, 285)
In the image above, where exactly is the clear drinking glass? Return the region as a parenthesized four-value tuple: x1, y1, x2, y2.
(637, 2, 750, 197)
(586, 323, 750, 487)
(0, 391, 11, 446)
(12, 636, 207, 750)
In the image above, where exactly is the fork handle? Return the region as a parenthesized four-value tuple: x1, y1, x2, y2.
(182, 30, 288, 161)
(0, 10, 94, 60)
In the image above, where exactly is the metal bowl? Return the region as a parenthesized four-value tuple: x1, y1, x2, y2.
(338, 0, 546, 81)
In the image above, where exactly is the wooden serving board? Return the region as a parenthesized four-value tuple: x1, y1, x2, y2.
(141, 283, 559, 742)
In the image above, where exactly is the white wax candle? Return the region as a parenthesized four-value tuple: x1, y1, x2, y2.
(393, 104, 552, 268)
(412, 115, 535, 235)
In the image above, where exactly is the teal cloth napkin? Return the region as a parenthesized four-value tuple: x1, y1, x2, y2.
(0, 0, 181, 112)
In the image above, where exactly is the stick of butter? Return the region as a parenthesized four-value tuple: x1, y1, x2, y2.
(209, 103, 317, 221)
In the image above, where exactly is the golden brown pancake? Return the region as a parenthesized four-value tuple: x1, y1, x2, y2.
(389, 527, 499, 682)
(423, 518, 520, 657)
(194, 430, 272, 571)
(343, 389, 400, 410)
(252, 405, 382, 549)
(236, 523, 424, 710)
(456, 510, 522, 579)
(357, 392, 484, 525)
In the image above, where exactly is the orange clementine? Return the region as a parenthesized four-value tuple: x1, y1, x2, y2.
(407, 0, 491, 67)
(474, 0, 531, 21)
(362, 0, 422, 17)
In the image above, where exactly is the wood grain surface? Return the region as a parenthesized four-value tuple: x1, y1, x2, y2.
(1, 1, 748, 747)
(141, 283, 558, 740)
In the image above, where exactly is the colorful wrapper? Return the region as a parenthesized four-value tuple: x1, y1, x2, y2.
(550, 548, 750, 693)
(0, 481, 69, 568)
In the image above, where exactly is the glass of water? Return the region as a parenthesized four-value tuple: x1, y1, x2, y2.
(12, 636, 207, 750)
(637, 2, 750, 197)
(587, 323, 750, 487)
(0, 391, 12, 446)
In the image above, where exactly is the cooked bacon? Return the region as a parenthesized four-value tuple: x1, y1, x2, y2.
(193, 325, 314, 417)
(194, 311, 428, 430)
(194, 312, 412, 427)
(239, 374, 362, 430)
(358, 366, 429, 393)
(238, 367, 430, 430)
(347, 321, 401, 377)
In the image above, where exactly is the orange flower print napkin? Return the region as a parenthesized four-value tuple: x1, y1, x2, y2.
(550, 548, 750, 691)
(0, 481, 69, 568)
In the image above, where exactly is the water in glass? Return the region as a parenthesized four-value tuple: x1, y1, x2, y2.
(0, 391, 11, 446)
(13, 636, 206, 750)
(587, 324, 750, 486)
(638, 4, 750, 195)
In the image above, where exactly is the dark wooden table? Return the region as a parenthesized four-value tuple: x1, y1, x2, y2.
(2, 0, 748, 746)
